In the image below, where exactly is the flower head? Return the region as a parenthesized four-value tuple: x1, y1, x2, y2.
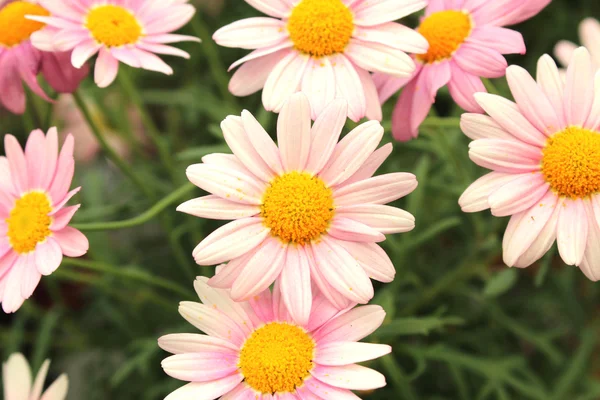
(2, 353, 68, 400)
(213, 0, 429, 122)
(0, 128, 89, 313)
(374, 0, 550, 141)
(555, 18, 600, 70)
(159, 276, 391, 399)
(459, 47, 600, 280)
(0, 0, 88, 114)
(179, 93, 417, 321)
(29, 0, 200, 88)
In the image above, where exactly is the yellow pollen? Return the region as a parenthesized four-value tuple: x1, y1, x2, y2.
(6, 192, 53, 254)
(261, 172, 334, 245)
(417, 10, 473, 64)
(0, 1, 49, 47)
(86, 5, 142, 47)
(239, 322, 315, 394)
(541, 126, 600, 199)
(287, 0, 354, 57)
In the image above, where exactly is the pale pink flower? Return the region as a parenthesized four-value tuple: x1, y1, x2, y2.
(459, 47, 600, 280)
(159, 276, 391, 400)
(555, 18, 600, 70)
(213, 0, 429, 122)
(179, 93, 417, 322)
(0, 128, 89, 313)
(0, 0, 88, 114)
(374, 0, 550, 141)
(29, 0, 200, 88)
(3, 353, 68, 400)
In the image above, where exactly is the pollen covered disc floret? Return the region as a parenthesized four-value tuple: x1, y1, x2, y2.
(416, 10, 473, 64)
(0, 1, 49, 47)
(239, 322, 315, 394)
(6, 191, 53, 254)
(86, 5, 143, 47)
(261, 172, 334, 245)
(541, 126, 600, 199)
(287, 0, 354, 57)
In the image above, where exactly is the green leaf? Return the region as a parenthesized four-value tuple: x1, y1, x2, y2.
(377, 316, 464, 338)
(483, 269, 518, 298)
(31, 309, 61, 373)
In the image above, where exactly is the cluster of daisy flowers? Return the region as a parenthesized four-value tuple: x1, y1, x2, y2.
(0, 0, 199, 114)
(5, 0, 600, 398)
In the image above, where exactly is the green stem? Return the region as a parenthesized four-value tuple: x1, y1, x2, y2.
(400, 257, 483, 316)
(72, 182, 195, 231)
(117, 68, 176, 177)
(73, 91, 152, 197)
(167, 223, 195, 280)
(61, 258, 193, 298)
(434, 128, 470, 186)
(23, 103, 36, 133)
(43, 90, 59, 130)
(421, 116, 461, 128)
(191, 16, 236, 103)
(483, 78, 501, 96)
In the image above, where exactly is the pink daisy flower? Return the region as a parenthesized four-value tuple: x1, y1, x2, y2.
(178, 93, 417, 322)
(29, 0, 200, 88)
(373, 0, 550, 141)
(459, 47, 600, 280)
(0, 0, 88, 114)
(555, 18, 600, 70)
(0, 128, 89, 313)
(213, 0, 429, 122)
(3, 353, 68, 400)
(159, 276, 391, 400)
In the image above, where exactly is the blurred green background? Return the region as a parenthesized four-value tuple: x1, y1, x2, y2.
(1, 0, 600, 399)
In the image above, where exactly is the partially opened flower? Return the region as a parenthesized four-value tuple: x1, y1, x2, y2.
(179, 93, 417, 322)
(555, 18, 600, 70)
(3, 353, 68, 400)
(0, 128, 89, 313)
(459, 47, 600, 280)
(374, 0, 550, 141)
(213, 0, 428, 122)
(159, 276, 391, 400)
(29, 0, 200, 88)
(0, 0, 88, 114)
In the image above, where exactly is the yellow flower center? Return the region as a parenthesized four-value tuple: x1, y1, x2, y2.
(6, 192, 53, 254)
(239, 322, 315, 394)
(416, 10, 473, 64)
(261, 172, 334, 245)
(86, 5, 142, 47)
(0, 1, 49, 47)
(541, 126, 600, 199)
(287, 0, 354, 57)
